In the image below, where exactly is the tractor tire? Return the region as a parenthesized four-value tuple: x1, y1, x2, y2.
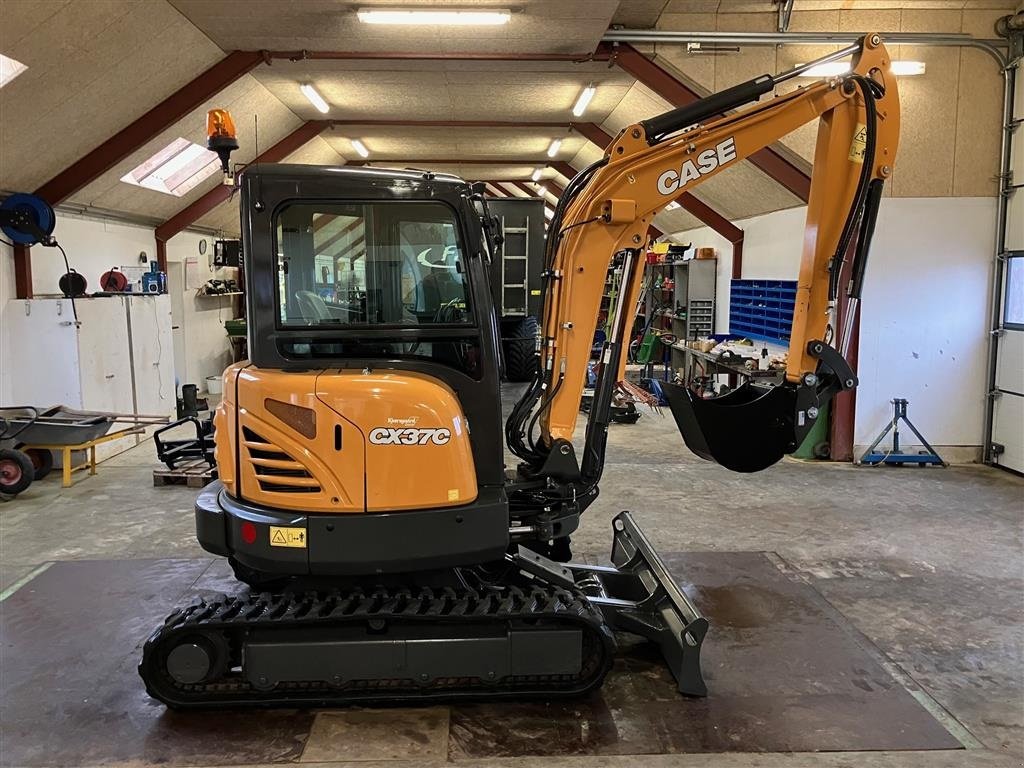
(0, 449, 34, 497)
(504, 316, 539, 382)
(17, 446, 54, 481)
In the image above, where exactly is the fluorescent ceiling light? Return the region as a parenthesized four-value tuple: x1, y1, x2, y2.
(890, 61, 927, 76)
(357, 8, 510, 25)
(546, 138, 562, 158)
(799, 60, 926, 77)
(351, 139, 369, 158)
(300, 83, 330, 113)
(572, 84, 596, 118)
(120, 138, 220, 197)
(531, 167, 542, 181)
(544, 207, 554, 220)
(666, 200, 681, 211)
(0, 54, 27, 88)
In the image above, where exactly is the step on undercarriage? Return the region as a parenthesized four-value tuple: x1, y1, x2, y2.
(139, 512, 707, 708)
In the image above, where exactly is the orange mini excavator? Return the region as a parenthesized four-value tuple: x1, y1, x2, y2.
(140, 34, 899, 707)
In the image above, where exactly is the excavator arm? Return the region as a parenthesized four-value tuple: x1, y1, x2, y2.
(507, 33, 899, 478)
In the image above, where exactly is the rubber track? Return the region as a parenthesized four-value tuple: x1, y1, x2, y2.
(139, 583, 616, 708)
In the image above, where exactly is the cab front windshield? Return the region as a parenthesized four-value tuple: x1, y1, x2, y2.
(275, 201, 472, 328)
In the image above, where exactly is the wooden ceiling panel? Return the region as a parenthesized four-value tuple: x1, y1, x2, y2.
(0, 0, 224, 191)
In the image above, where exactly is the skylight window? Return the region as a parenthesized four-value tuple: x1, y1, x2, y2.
(120, 138, 221, 196)
(0, 54, 27, 88)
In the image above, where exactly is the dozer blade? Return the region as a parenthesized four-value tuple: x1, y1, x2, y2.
(569, 511, 708, 696)
(662, 380, 799, 473)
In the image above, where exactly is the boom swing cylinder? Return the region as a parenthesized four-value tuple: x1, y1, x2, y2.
(507, 33, 900, 477)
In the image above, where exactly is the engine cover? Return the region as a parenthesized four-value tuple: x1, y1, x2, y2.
(215, 364, 477, 513)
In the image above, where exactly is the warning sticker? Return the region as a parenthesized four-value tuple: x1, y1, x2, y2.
(270, 526, 307, 548)
(447, 489, 459, 502)
(849, 123, 867, 164)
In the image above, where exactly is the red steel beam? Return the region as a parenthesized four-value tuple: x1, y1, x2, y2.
(154, 120, 330, 268)
(318, 217, 364, 253)
(571, 121, 619, 149)
(13, 244, 31, 299)
(509, 180, 547, 198)
(829, 241, 860, 461)
(676, 194, 745, 279)
(548, 161, 579, 180)
(265, 50, 610, 63)
(600, 42, 811, 202)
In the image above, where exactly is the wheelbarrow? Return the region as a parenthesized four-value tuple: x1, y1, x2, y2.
(0, 406, 115, 495)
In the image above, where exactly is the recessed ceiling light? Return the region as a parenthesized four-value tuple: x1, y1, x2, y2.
(351, 139, 369, 158)
(572, 84, 596, 118)
(546, 139, 562, 158)
(799, 60, 926, 77)
(0, 53, 27, 89)
(531, 168, 542, 181)
(300, 84, 330, 113)
(120, 138, 220, 197)
(357, 8, 511, 25)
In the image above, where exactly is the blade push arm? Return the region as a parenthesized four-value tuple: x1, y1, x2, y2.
(520, 34, 899, 469)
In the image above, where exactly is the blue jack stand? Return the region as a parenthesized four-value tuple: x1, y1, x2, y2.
(860, 398, 947, 467)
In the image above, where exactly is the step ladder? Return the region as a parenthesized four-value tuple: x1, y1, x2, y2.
(501, 216, 530, 317)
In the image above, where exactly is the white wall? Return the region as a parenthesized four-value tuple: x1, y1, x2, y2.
(0, 213, 237, 407)
(164, 230, 239, 389)
(668, 197, 996, 456)
(857, 198, 994, 454)
(673, 206, 808, 333)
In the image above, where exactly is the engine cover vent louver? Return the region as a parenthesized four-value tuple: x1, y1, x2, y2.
(241, 426, 320, 493)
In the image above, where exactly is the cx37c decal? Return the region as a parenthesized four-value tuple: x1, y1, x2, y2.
(657, 137, 738, 196)
(369, 427, 452, 446)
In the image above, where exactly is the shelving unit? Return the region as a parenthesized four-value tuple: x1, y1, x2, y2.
(729, 279, 797, 343)
(643, 258, 716, 372)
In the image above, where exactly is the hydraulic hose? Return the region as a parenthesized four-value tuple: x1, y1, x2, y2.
(827, 74, 884, 302)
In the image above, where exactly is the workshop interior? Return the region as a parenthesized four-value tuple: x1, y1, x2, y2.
(0, 2, 1022, 768)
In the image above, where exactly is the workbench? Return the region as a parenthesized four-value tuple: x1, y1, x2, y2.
(673, 344, 785, 388)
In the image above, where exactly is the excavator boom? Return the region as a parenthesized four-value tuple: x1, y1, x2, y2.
(507, 33, 899, 474)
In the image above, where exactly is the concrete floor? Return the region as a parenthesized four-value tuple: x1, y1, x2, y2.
(1, 402, 1022, 768)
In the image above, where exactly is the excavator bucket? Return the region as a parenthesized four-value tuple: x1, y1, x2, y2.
(662, 380, 800, 473)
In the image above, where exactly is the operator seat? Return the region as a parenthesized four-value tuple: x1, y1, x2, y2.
(295, 290, 331, 324)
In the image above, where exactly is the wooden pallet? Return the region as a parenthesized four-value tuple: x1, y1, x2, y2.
(153, 459, 217, 488)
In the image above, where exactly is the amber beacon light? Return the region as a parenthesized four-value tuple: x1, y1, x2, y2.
(206, 109, 239, 184)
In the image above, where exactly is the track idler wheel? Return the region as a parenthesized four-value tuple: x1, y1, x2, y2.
(164, 633, 229, 685)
